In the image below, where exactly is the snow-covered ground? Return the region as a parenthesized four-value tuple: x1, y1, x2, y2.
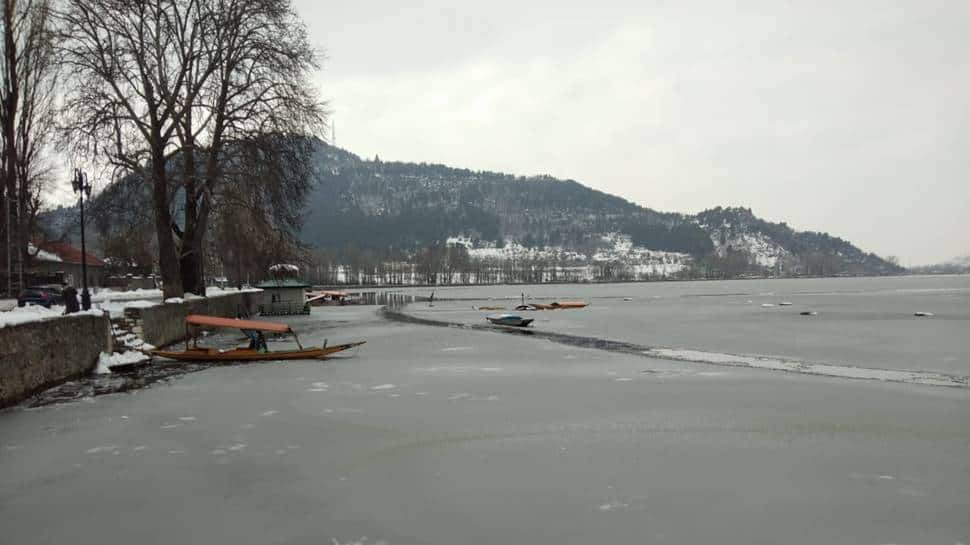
(446, 232, 689, 280)
(0, 305, 104, 328)
(591, 233, 689, 276)
(710, 230, 789, 268)
(96, 299, 158, 318)
(90, 286, 260, 304)
(90, 288, 163, 303)
(699, 218, 791, 269)
(1, 287, 262, 326)
(446, 236, 587, 263)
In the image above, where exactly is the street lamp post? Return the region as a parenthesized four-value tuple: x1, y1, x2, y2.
(72, 169, 92, 310)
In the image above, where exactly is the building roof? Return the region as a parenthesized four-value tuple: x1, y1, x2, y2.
(33, 241, 105, 267)
(255, 278, 310, 289)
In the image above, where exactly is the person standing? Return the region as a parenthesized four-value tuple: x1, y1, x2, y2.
(62, 284, 80, 314)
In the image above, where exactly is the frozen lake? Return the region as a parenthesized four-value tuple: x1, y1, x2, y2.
(399, 275, 970, 377)
(2, 276, 969, 544)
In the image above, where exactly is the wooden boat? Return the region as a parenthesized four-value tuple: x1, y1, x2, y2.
(307, 290, 352, 306)
(153, 342, 365, 362)
(485, 314, 534, 327)
(151, 314, 365, 362)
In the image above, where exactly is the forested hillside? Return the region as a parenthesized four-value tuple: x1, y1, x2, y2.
(302, 145, 707, 253)
(302, 144, 901, 281)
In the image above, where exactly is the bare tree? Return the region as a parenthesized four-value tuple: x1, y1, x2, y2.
(56, 0, 324, 297)
(55, 0, 200, 296)
(174, 0, 324, 294)
(0, 0, 57, 296)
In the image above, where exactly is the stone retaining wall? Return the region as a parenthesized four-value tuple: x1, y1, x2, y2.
(123, 291, 262, 348)
(1, 291, 261, 408)
(0, 313, 112, 408)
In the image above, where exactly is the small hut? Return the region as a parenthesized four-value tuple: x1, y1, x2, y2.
(256, 264, 310, 315)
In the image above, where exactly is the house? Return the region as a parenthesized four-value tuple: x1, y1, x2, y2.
(256, 277, 310, 315)
(255, 264, 311, 315)
(255, 274, 310, 316)
(29, 241, 105, 288)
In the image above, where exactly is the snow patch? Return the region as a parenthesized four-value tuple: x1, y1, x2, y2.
(645, 348, 968, 387)
(95, 351, 149, 374)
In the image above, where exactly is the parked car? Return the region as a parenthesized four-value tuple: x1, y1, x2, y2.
(17, 285, 65, 308)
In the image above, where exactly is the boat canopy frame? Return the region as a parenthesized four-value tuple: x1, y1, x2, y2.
(183, 314, 304, 350)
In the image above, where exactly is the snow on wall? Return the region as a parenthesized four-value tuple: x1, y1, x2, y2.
(0, 305, 105, 328)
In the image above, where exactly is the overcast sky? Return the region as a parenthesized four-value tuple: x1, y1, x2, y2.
(294, 0, 967, 265)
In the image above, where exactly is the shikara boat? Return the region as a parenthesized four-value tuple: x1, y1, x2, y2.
(151, 314, 365, 362)
(485, 314, 534, 327)
(307, 290, 352, 306)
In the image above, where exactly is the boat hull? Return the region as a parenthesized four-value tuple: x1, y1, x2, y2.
(152, 341, 365, 362)
(485, 317, 534, 327)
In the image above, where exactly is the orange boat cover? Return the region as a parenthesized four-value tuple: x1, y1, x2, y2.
(185, 314, 291, 333)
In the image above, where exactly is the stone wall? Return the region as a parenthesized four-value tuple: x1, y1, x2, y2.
(0, 291, 260, 408)
(0, 313, 112, 408)
(123, 291, 261, 348)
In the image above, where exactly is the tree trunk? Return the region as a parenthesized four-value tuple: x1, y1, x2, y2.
(178, 180, 212, 296)
(179, 241, 203, 295)
(151, 159, 182, 298)
(179, 148, 202, 295)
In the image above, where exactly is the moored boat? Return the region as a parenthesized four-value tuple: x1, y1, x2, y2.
(152, 342, 365, 362)
(485, 314, 534, 327)
(151, 314, 365, 362)
(307, 290, 353, 306)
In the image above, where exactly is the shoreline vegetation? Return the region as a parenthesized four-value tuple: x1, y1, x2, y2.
(311, 271, 927, 291)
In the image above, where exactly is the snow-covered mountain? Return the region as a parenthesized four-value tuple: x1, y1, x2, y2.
(302, 144, 901, 277)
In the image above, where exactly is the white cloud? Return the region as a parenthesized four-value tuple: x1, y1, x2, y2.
(312, 1, 969, 265)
